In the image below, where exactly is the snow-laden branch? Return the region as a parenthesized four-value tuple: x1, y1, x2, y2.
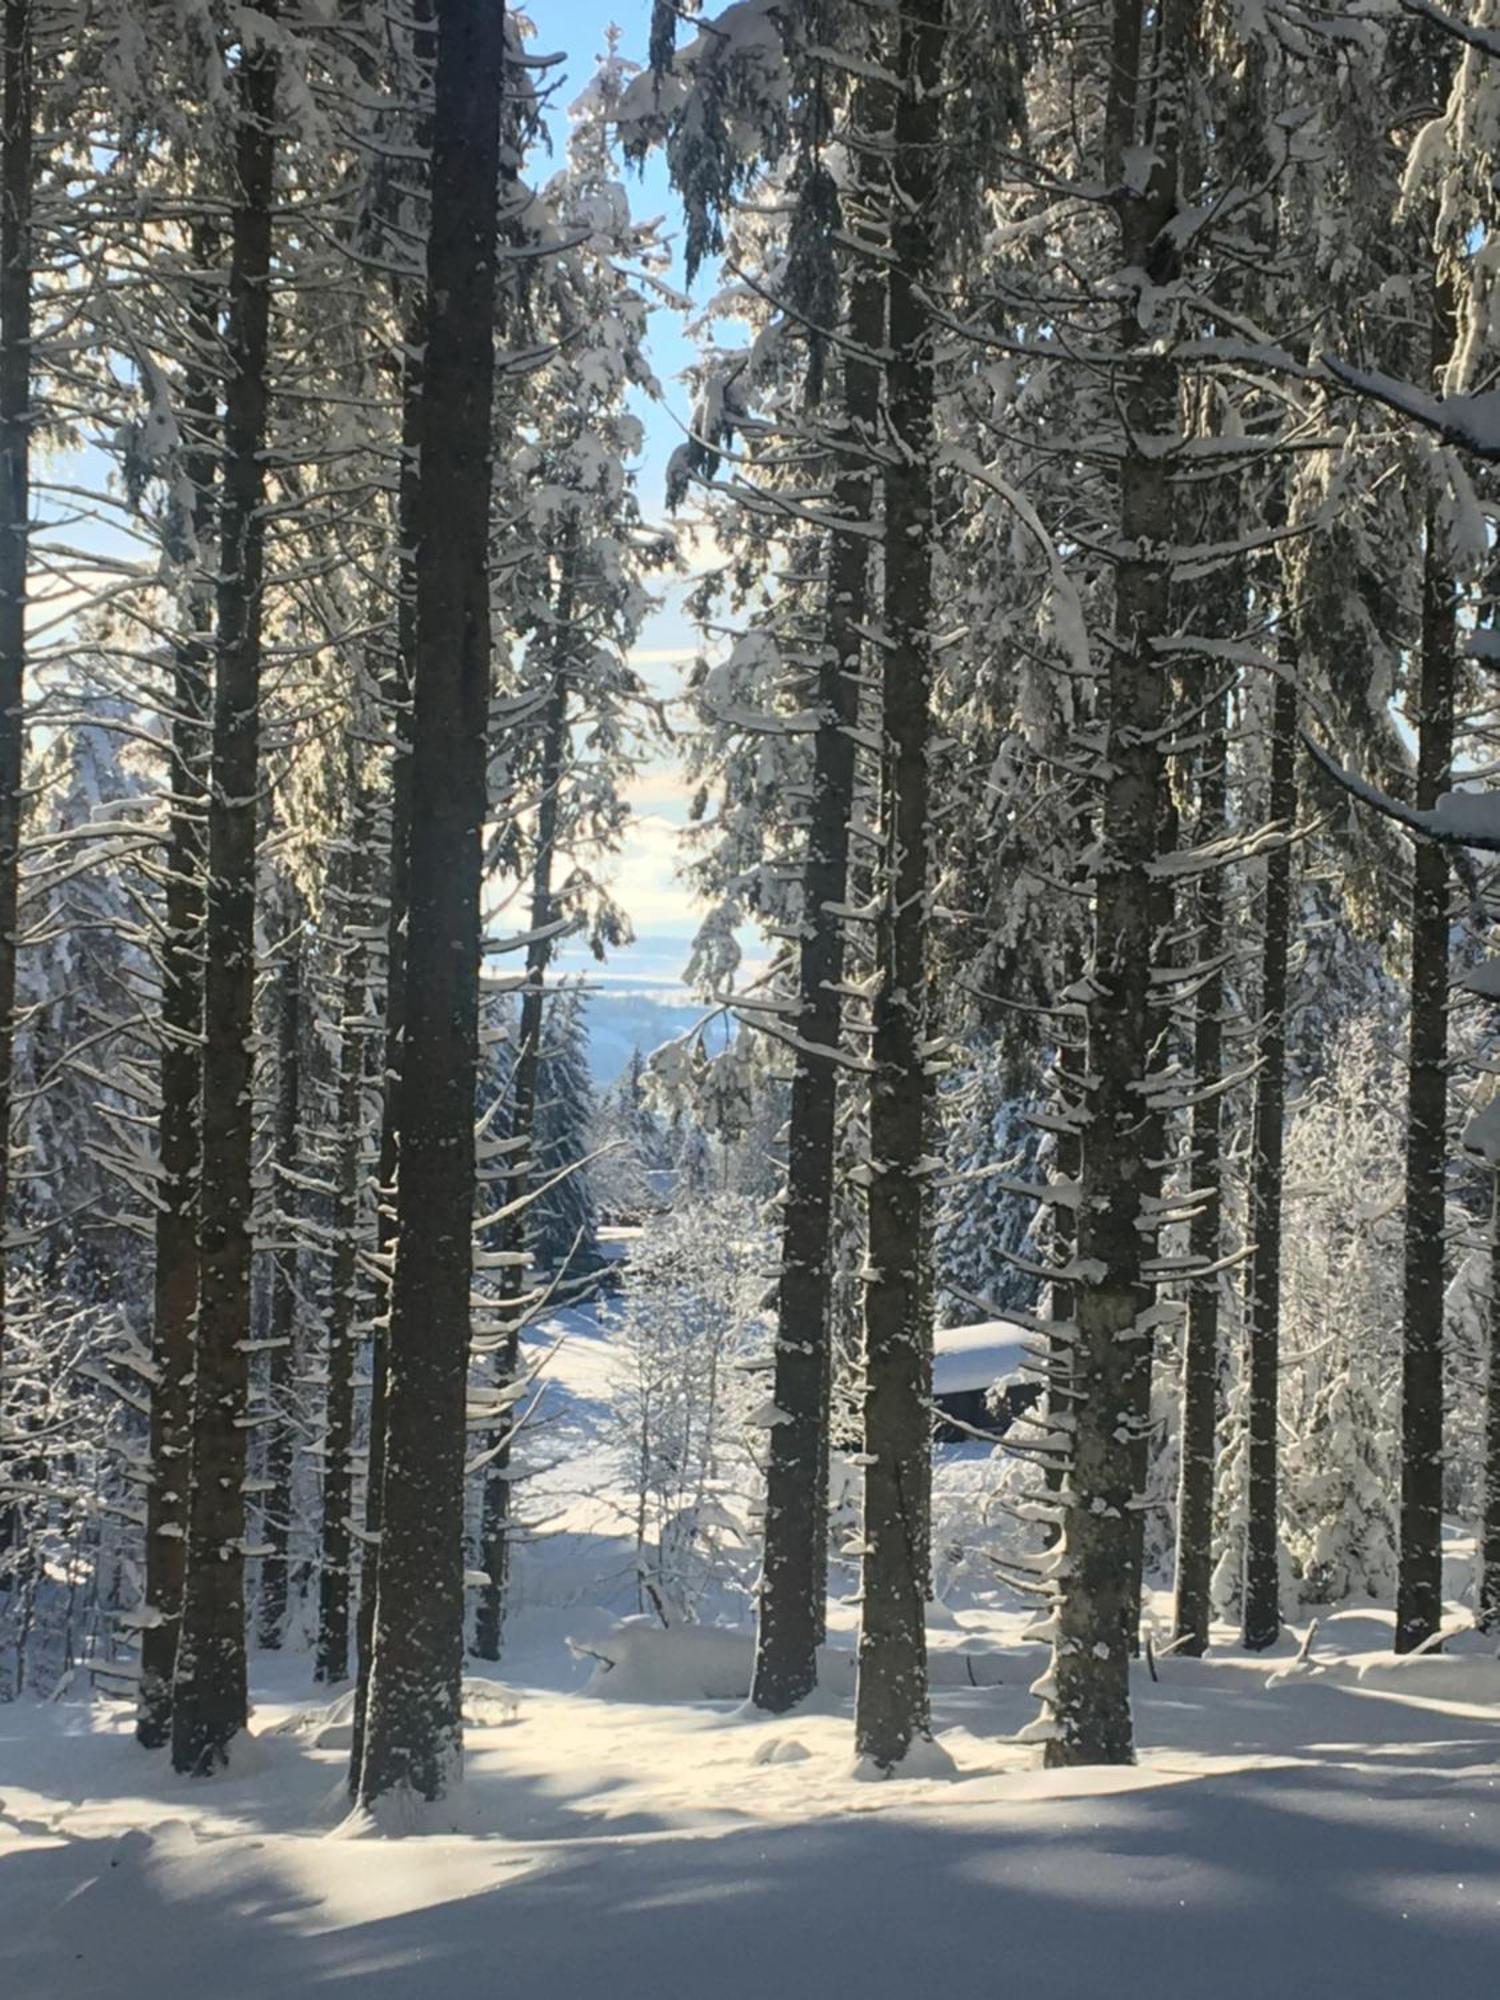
(1398, 0, 1500, 57)
(1321, 360, 1500, 461)
(1301, 729, 1500, 850)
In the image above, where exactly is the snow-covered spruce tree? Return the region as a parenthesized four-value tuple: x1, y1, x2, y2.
(1242, 665, 1298, 1653)
(357, 0, 507, 1815)
(134, 253, 218, 1741)
(237, 220, 411, 1676)
(1012, 0, 1410, 1719)
(312, 797, 378, 1686)
(850, 0, 951, 1777)
(923, 163, 1118, 1538)
(339, 0, 435, 1789)
(1393, 62, 1474, 1653)
(0, 0, 33, 1584)
(641, 2, 1042, 1741)
(529, 986, 601, 1275)
(1397, 401, 1457, 1656)
(1244, 15, 1439, 1655)
(171, 7, 281, 1777)
(1169, 620, 1233, 1653)
(752, 62, 885, 1719)
(1161, 61, 1292, 1646)
(1026, 0, 1200, 1768)
(625, 2, 887, 1716)
(254, 877, 304, 1655)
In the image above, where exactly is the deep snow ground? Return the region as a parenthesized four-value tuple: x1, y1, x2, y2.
(3, 1303, 1499, 1999)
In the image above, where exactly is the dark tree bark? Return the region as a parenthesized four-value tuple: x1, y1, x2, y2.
(349, 316, 419, 1788)
(357, 0, 504, 1811)
(751, 181, 880, 1717)
(853, 0, 945, 1776)
(136, 253, 215, 1749)
(1396, 452, 1456, 1654)
(349, 0, 432, 1786)
(171, 18, 278, 1776)
(1172, 679, 1229, 1656)
(1123, 784, 1179, 1659)
(473, 548, 575, 1663)
(1040, 948, 1086, 1533)
(1043, 0, 1189, 1768)
(317, 819, 372, 1684)
(255, 902, 302, 1651)
(0, 0, 31, 1573)
(1480, 1170, 1500, 1634)
(1242, 671, 1297, 1653)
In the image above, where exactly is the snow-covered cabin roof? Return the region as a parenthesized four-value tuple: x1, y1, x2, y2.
(932, 1320, 1034, 1398)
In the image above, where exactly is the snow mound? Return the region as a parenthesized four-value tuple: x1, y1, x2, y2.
(851, 1732, 958, 1783)
(751, 1735, 811, 1766)
(571, 1621, 766, 1701)
(571, 1619, 1014, 1702)
(1347, 1650, 1500, 1705)
(277, 1678, 519, 1751)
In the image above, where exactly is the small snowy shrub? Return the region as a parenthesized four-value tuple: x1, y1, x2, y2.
(1278, 1021, 1401, 1604)
(610, 1192, 772, 1622)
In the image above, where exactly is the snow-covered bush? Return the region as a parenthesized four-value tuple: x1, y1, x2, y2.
(610, 1191, 772, 1622)
(1277, 1019, 1402, 1605)
(928, 1442, 1051, 1610)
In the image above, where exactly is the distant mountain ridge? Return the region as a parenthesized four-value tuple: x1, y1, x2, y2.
(574, 981, 727, 1085)
(495, 945, 743, 1087)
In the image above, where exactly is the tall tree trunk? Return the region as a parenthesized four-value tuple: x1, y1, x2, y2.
(1480, 1168, 1500, 1633)
(357, 0, 504, 1811)
(349, 316, 419, 1786)
(136, 252, 215, 1748)
(1043, 0, 1189, 1768)
(1040, 945, 1086, 1533)
(473, 549, 575, 1662)
(1242, 671, 1297, 1652)
(1124, 787, 1178, 1657)
(751, 179, 880, 1716)
(349, 0, 432, 1784)
(853, 0, 944, 1776)
(0, 0, 31, 1575)
(1172, 679, 1228, 1656)
(317, 820, 371, 1683)
(171, 19, 278, 1775)
(255, 903, 302, 1650)
(1397, 449, 1456, 1653)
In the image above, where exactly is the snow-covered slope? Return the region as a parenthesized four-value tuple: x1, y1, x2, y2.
(4, 1300, 1499, 1999)
(6, 1610, 1500, 1999)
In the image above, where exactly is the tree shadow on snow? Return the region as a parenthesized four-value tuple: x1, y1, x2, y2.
(4, 1739, 1499, 2000)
